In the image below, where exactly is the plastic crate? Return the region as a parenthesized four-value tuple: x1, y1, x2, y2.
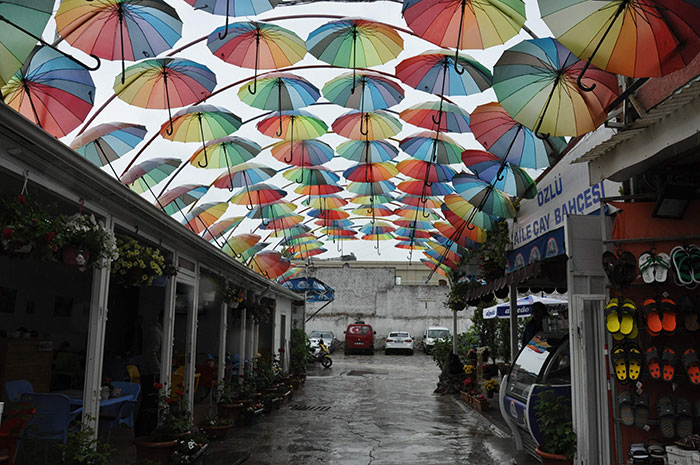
(692, 452, 700, 465)
(667, 446, 693, 465)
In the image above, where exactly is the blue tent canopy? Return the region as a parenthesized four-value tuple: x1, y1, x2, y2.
(282, 277, 335, 302)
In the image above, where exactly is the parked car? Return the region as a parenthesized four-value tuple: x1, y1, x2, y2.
(384, 331, 413, 355)
(344, 321, 375, 355)
(309, 330, 335, 353)
(423, 326, 451, 353)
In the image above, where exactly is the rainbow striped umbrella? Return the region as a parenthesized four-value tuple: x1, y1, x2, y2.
(453, 173, 516, 218)
(352, 205, 395, 217)
(461, 150, 537, 199)
(203, 216, 244, 242)
(346, 180, 395, 196)
(398, 180, 453, 197)
(434, 221, 486, 246)
(189, 136, 261, 169)
(287, 248, 327, 260)
(397, 159, 456, 183)
(540, 0, 700, 79)
(55, 0, 182, 84)
(336, 139, 398, 163)
(304, 195, 348, 209)
(238, 72, 319, 112)
(0, 0, 54, 89)
(421, 258, 451, 279)
(267, 224, 310, 238)
(121, 157, 180, 194)
(425, 240, 464, 264)
(294, 184, 343, 196)
(315, 219, 352, 228)
(424, 248, 460, 270)
(360, 221, 395, 235)
(247, 201, 297, 219)
(279, 233, 318, 247)
(258, 214, 304, 231)
(394, 218, 436, 229)
(442, 194, 497, 231)
(158, 184, 208, 216)
(308, 209, 350, 221)
(394, 228, 432, 239)
(70, 122, 147, 176)
(114, 58, 217, 135)
(395, 240, 428, 250)
(332, 110, 402, 140)
(343, 163, 398, 183)
(400, 131, 464, 165)
(320, 227, 357, 237)
(395, 50, 492, 96)
(212, 162, 277, 190)
(207, 21, 304, 92)
(493, 38, 619, 137)
(307, 18, 403, 91)
(400, 101, 471, 134)
(277, 267, 304, 283)
(237, 242, 269, 262)
(284, 240, 324, 254)
(229, 183, 286, 209)
(350, 194, 394, 205)
(222, 233, 261, 259)
(394, 206, 440, 221)
(284, 166, 340, 185)
(181, 201, 229, 234)
(257, 110, 327, 141)
(187, 0, 280, 41)
(396, 194, 442, 209)
(2, 46, 95, 137)
(470, 102, 566, 170)
(249, 251, 290, 279)
(322, 72, 404, 112)
(271, 139, 334, 166)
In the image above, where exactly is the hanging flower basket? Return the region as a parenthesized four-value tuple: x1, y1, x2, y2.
(111, 237, 165, 286)
(62, 246, 90, 267)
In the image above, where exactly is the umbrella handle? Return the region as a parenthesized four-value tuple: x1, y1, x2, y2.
(246, 32, 261, 95)
(197, 113, 209, 168)
(453, 0, 467, 75)
(223, 144, 234, 192)
(359, 113, 369, 136)
(374, 236, 381, 254)
(577, 63, 597, 92)
(218, 1, 231, 40)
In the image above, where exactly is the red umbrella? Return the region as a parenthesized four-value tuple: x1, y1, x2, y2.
(250, 251, 291, 279)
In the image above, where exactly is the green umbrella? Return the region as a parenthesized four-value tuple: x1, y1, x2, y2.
(121, 157, 180, 194)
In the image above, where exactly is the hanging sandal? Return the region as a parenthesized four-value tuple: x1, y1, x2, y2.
(627, 343, 642, 381)
(634, 393, 649, 429)
(660, 297, 677, 334)
(677, 397, 694, 437)
(612, 345, 628, 384)
(689, 245, 700, 284)
(657, 396, 675, 439)
(639, 251, 656, 284)
(618, 390, 635, 426)
(671, 246, 694, 286)
(643, 297, 662, 336)
(682, 348, 700, 385)
(662, 347, 677, 382)
(619, 299, 637, 336)
(602, 250, 621, 286)
(654, 252, 671, 283)
(645, 346, 661, 380)
(605, 298, 621, 333)
(619, 250, 638, 286)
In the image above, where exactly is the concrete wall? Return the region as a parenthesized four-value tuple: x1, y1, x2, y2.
(305, 265, 470, 349)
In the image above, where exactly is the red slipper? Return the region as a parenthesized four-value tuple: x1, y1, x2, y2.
(645, 347, 661, 380)
(683, 348, 700, 385)
(662, 348, 676, 382)
(661, 298, 677, 334)
(642, 297, 662, 336)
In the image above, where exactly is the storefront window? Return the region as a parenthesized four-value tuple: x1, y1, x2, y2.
(507, 334, 568, 400)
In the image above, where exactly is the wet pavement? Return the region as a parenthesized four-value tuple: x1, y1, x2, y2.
(216, 352, 537, 465)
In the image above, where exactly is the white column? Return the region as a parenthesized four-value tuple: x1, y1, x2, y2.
(509, 284, 518, 361)
(217, 302, 227, 384)
(239, 308, 247, 379)
(452, 310, 458, 354)
(183, 263, 199, 411)
(160, 272, 176, 392)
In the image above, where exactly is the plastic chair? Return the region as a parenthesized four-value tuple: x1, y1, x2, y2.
(19, 393, 82, 444)
(99, 381, 140, 443)
(4, 381, 33, 402)
(170, 366, 200, 397)
(0, 406, 36, 465)
(126, 365, 140, 384)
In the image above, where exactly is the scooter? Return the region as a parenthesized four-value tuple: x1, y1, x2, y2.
(309, 340, 333, 368)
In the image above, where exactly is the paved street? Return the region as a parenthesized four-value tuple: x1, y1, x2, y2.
(216, 352, 536, 465)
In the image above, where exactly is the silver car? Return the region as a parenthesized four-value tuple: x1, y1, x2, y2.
(309, 330, 335, 353)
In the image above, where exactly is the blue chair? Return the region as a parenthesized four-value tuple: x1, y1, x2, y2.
(19, 393, 82, 444)
(4, 381, 33, 402)
(99, 381, 140, 443)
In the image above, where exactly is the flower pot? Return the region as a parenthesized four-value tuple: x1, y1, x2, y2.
(201, 424, 232, 440)
(62, 246, 89, 267)
(460, 391, 471, 405)
(217, 402, 244, 422)
(134, 436, 178, 465)
(469, 395, 489, 413)
(535, 447, 573, 465)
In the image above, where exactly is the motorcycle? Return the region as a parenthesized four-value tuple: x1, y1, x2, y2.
(308, 339, 333, 368)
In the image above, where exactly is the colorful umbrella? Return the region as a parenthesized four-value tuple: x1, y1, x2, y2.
(187, 0, 280, 39)
(0, 0, 54, 88)
(284, 165, 340, 185)
(393, 218, 436, 229)
(400, 131, 464, 165)
(304, 195, 348, 209)
(395, 50, 492, 96)
(181, 201, 228, 234)
(400, 101, 470, 133)
(425, 239, 465, 264)
(270, 139, 334, 166)
(395, 240, 428, 250)
(396, 194, 442, 209)
(453, 173, 516, 218)
(402, 0, 526, 62)
(314, 219, 352, 228)
(55, 0, 182, 84)
(307, 18, 403, 90)
(257, 110, 327, 141)
(349, 194, 395, 205)
(492, 38, 619, 137)
(237, 242, 269, 262)
(461, 150, 537, 199)
(258, 214, 304, 231)
(279, 233, 318, 247)
(322, 72, 404, 112)
(203, 216, 244, 241)
(114, 58, 217, 135)
(421, 258, 451, 279)
(539, 0, 700, 79)
(398, 180, 453, 197)
(336, 139, 398, 163)
(277, 267, 304, 283)
(320, 227, 357, 237)
(238, 72, 319, 112)
(2, 46, 96, 137)
(332, 110, 402, 140)
(470, 102, 566, 170)
(288, 248, 327, 259)
(160, 104, 242, 168)
(222, 233, 260, 259)
(442, 194, 496, 231)
(249, 251, 290, 279)
(394, 205, 440, 221)
(247, 200, 297, 219)
(397, 159, 456, 183)
(343, 162, 398, 183)
(346, 180, 395, 196)
(359, 221, 395, 235)
(267, 224, 310, 238)
(158, 184, 208, 216)
(352, 205, 395, 217)
(70, 122, 147, 177)
(394, 228, 432, 239)
(294, 184, 343, 196)
(424, 248, 460, 269)
(212, 162, 276, 190)
(307, 209, 350, 220)
(188, 136, 261, 170)
(434, 220, 486, 246)
(229, 183, 286, 209)
(285, 241, 325, 255)
(207, 21, 305, 93)
(121, 157, 180, 194)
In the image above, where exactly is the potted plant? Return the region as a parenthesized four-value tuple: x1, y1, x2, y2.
(221, 281, 245, 309)
(59, 421, 113, 465)
(470, 393, 489, 412)
(484, 379, 499, 399)
(0, 195, 62, 258)
(533, 390, 576, 465)
(199, 415, 233, 440)
(135, 384, 192, 465)
(58, 212, 119, 270)
(111, 237, 165, 286)
(215, 379, 247, 422)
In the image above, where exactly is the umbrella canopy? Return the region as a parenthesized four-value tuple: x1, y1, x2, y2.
(402, 0, 526, 50)
(284, 165, 340, 186)
(395, 50, 492, 96)
(258, 214, 304, 230)
(442, 194, 496, 231)
(212, 162, 276, 190)
(461, 150, 537, 199)
(424, 248, 460, 270)
(452, 173, 516, 218)
(346, 180, 396, 196)
(433, 220, 486, 246)
(121, 157, 180, 194)
(221, 233, 261, 258)
(395, 240, 428, 250)
(55, 0, 182, 83)
(394, 228, 432, 239)
(247, 200, 297, 219)
(188, 136, 261, 168)
(160, 104, 241, 142)
(343, 162, 398, 183)
(70, 122, 147, 174)
(359, 221, 395, 235)
(307, 209, 350, 220)
(229, 183, 286, 207)
(185, 0, 279, 17)
(397, 159, 456, 183)
(393, 218, 435, 229)
(238, 72, 320, 111)
(493, 38, 619, 137)
(539, 0, 700, 79)
(304, 195, 348, 209)
(352, 205, 395, 217)
(421, 258, 451, 279)
(257, 110, 327, 140)
(332, 110, 402, 140)
(396, 194, 442, 209)
(400, 101, 471, 133)
(202, 216, 244, 241)
(400, 131, 464, 164)
(398, 180, 454, 197)
(336, 139, 398, 163)
(350, 194, 395, 205)
(158, 184, 208, 216)
(2, 46, 96, 137)
(114, 58, 217, 134)
(294, 184, 343, 196)
(470, 102, 566, 170)
(237, 242, 269, 262)
(181, 201, 228, 234)
(249, 251, 290, 279)
(322, 72, 404, 112)
(270, 139, 334, 166)
(0, 0, 53, 88)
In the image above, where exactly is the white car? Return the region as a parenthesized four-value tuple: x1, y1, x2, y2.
(385, 331, 414, 355)
(423, 327, 451, 353)
(309, 330, 335, 353)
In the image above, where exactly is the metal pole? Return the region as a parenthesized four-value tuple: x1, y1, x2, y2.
(509, 283, 518, 361)
(217, 301, 227, 384)
(183, 263, 200, 412)
(452, 309, 458, 355)
(238, 307, 247, 380)
(160, 271, 176, 392)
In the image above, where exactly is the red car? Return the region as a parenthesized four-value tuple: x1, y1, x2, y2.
(344, 321, 376, 355)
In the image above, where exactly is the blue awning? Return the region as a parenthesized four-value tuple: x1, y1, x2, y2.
(282, 277, 335, 302)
